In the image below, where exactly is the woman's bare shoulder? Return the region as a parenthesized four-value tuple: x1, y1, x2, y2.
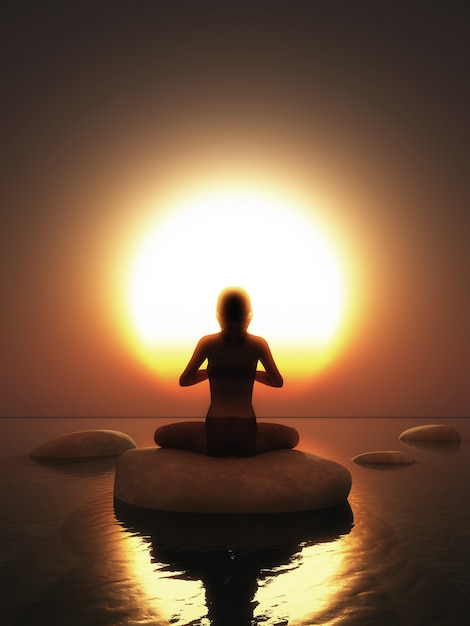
(246, 334, 269, 349)
(197, 333, 221, 347)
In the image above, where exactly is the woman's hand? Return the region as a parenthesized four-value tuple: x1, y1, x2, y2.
(179, 338, 209, 386)
(256, 339, 284, 387)
(186, 369, 209, 385)
(255, 369, 283, 387)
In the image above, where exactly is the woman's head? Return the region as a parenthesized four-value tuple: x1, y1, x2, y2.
(216, 287, 252, 332)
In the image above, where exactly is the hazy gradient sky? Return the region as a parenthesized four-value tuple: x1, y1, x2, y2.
(1, 1, 469, 417)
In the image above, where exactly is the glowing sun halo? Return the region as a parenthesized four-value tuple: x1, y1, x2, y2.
(127, 190, 346, 382)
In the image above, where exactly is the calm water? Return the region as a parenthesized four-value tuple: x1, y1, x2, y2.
(0, 417, 469, 625)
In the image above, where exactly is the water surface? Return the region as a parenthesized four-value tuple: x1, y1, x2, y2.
(0, 417, 469, 625)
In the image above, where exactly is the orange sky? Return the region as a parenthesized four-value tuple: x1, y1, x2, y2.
(1, 2, 469, 418)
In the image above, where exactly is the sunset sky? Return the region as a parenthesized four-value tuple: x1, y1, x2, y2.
(1, 1, 469, 418)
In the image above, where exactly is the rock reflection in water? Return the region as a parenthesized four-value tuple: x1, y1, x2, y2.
(24, 453, 118, 475)
(115, 500, 353, 626)
(400, 439, 462, 454)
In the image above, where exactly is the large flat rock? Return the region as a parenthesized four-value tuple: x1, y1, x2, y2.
(399, 424, 461, 443)
(114, 448, 352, 514)
(30, 429, 137, 458)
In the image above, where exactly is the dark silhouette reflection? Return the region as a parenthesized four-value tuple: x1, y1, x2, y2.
(355, 462, 416, 471)
(115, 501, 353, 626)
(21, 453, 117, 475)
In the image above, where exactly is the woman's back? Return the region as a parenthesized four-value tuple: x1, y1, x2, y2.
(204, 332, 261, 418)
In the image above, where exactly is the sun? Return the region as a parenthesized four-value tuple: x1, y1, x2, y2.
(126, 188, 347, 383)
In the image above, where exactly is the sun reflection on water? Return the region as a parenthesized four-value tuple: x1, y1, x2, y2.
(118, 531, 208, 625)
(115, 504, 353, 626)
(254, 542, 346, 624)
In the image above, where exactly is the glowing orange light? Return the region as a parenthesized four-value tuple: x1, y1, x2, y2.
(121, 186, 352, 383)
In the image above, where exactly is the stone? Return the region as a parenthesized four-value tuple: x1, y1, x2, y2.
(352, 450, 415, 465)
(399, 424, 461, 443)
(29, 429, 137, 459)
(114, 448, 352, 514)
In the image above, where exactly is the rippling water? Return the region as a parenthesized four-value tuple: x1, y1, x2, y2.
(0, 417, 469, 625)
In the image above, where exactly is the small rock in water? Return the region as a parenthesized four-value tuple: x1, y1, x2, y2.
(399, 424, 461, 443)
(352, 450, 415, 465)
(29, 429, 137, 458)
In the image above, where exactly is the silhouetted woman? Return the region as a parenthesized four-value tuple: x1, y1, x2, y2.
(154, 287, 299, 456)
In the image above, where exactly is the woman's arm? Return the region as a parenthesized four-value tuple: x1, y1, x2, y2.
(256, 338, 283, 387)
(179, 338, 209, 386)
